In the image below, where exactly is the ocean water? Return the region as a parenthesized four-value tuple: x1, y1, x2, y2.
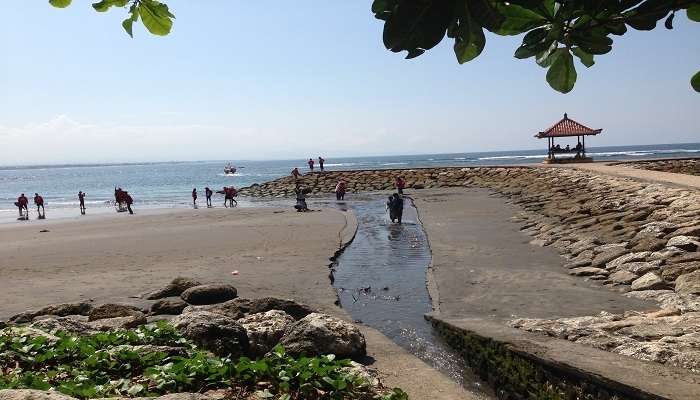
(1, 142, 699, 221)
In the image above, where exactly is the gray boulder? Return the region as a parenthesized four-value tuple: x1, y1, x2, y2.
(591, 247, 629, 268)
(150, 298, 188, 315)
(675, 270, 700, 295)
(666, 236, 700, 252)
(279, 313, 366, 359)
(609, 270, 638, 285)
(245, 297, 315, 320)
(661, 262, 700, 283)
(29, 317, 95, 336)
(630, 272, 667, 291)
(180, 284, 238, 305)
(88, 303, 144, 321)
(569, 267, 607, 277)
(0, 390, 77, 400)
(182, 299, 246, 319)
(238, 310, 295, 356)
(145, 277, 202, 300)
(171, 311, 249, 357)
(87, 314, 147, 331)
(9, 302, 92, 324)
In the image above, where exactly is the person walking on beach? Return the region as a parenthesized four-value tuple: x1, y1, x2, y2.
(291, 167, 301, 180)
(223, 186, 238, 208)
(192, 188, 198, 208)
(318, 156, 325, 172)
(205, 187, 213, 208)
(124, 191, 134, 214)
(16, 193, 29, 219)
(308, 158, 315, 172)
(78, 191, 86, 214)
(335, 180, 346, 201)
(34, 193, 45, 219)
(395, 176, 406, 195)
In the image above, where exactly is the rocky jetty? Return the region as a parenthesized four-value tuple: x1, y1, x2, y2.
(242, 166, 700, 373)
(619, 158, 700, 176)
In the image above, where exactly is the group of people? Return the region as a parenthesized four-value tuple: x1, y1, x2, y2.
(550, 142, 583, 153)
(192, 186, 238, 209)
(14, 193, 44, 220)
(114, 187, 134, 214)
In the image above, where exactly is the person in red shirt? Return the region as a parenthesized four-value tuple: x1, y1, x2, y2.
(335, 181, 346, 201)
(124, 192, 134, 214)
(16, 193, 29, 219)
(318, 156, 325, 172)
(307, 158, 315, 172)
(291, 167, 301, 180)
(34, 193, 45, 219)
(395, 176, 406, 195)
(192, 188, 198, 208)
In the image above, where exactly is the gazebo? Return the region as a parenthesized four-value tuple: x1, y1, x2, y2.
(535, 113, 602, 163)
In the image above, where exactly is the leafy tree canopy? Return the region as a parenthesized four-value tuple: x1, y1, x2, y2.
(49, 0, 700, 93)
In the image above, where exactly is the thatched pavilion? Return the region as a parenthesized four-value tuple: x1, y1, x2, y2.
(535, 113, 602, 163)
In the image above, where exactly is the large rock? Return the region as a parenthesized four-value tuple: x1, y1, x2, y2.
(183, 299, 246, 319)
(630, 272, 667, 291)
(244, 297, 315, 320)
(29, 317, 95, 336)
(9, 302, 92, 324)
(591, 247, 629, 268)
(151, 298, 188, 315)
(238, 310, 295, 356)
(88, 303, 144, 321)
(171, 311, 249, 357)
(609, 270, 639, 285)
(630, 237, 666, 252)
(661, 262, 700, 283)
(279, 313, 366, 359)
(605, 252, 650, 270)
(145, 277, 202, 300)
(675, 270, 700, 295)
(666, 236, 700, 252)
(619, 260, 663, 275)
(569, 267, 607, 277)
(88, 314, 147, 331)
(180, 284, 238, 305)
(0, 390, 77, 400)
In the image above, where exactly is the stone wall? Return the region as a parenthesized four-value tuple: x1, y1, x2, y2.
(618, 158, 700, 176)
(242, 166, 700, 373)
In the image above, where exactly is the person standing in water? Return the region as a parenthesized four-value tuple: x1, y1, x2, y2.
(78, 191, 86, 214)
(34, 193, 45, 219)
(318, 156, 325, 172)
(335, 180, 346, 201)
(388, 193, 404, 224)
(307, 158, 315, 172)
(205, 187, 213, 208)
(192, 188, 198, 208)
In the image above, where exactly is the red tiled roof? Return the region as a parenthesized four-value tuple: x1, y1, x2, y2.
(535, 113, 602, 138)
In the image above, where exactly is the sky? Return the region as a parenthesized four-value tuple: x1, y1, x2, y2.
(0, 1, 698, 164)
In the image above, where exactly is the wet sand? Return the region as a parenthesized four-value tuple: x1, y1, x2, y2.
(0, 206, 473, 400)
(414, 187, 654, 320)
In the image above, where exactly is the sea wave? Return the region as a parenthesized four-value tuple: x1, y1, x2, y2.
(478, 154, 546, 160)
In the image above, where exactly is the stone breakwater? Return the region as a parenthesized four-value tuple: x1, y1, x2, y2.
(243, 166, 700, 373)
(618, 158, 700, 176)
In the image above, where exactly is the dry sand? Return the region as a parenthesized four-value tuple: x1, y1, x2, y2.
(0, 206, 474, 400)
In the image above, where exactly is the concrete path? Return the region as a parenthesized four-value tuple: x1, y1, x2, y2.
(550, 162, 700, 190)
(414, 187, 654, 321)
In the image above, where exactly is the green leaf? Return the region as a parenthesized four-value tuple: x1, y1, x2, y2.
(692, 70, 700, 93)
(546, 48, 577, 93)
(92, 0, 129, 12)
(138, 0, 174, 36)
(572, 47, 594, 67)
(494, 3, 547, 35)
(49, 0, 72, 8)
(535, 42, 558, 68)
(688, 4, 700, 22)
(453, 17, 486, 64)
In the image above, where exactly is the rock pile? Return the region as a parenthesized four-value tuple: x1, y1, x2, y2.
(619, 158, 700, 176)
(1, 277, 368, 361)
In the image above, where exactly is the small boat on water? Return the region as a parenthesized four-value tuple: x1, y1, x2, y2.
(224, 163, 236, 175)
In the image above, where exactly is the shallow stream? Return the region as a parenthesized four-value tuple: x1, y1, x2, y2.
(321, 195, 491, 397)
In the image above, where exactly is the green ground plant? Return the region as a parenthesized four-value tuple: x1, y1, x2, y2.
(0, 323, 408, 400)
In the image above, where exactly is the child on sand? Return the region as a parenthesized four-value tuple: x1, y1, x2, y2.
(192, 188, 198, 208)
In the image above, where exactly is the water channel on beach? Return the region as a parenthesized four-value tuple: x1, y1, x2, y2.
(318, 195, 492, 398)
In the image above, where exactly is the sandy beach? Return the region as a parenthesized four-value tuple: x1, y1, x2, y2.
(0, 205, 474, 400)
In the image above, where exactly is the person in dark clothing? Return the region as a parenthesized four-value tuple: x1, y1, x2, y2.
(335, 181, 346, 201)
(386, 196, 395, 222)
(192, 188, 198, 208)
(205, 187, 213, 207)
(16, 193, 29, 219)
(294, 185, 309, 212)
(78, 191, 86, 214)
(124, 192, 134, 214)
(389, 193, 404, 224)
(307, 158, 315, 172)
(34, 193, 45, 219)
(291, 167, 301, 180)
(395, 176, 406, 195)
(318, 156, 325, 172)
